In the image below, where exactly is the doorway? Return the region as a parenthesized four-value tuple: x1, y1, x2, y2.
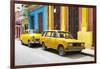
(69, 6, 79, 39)
(38, 12, 43, 33)
(54, 6, 60, 30)
(31, 16, 34, 29)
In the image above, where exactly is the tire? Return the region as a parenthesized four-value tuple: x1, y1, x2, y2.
(21, 40, 24, 45)
(28, 41, 31, 47)
(58, 46, 65, 56)
(42, 43, 47, 50)
(75, 51, 82, 53)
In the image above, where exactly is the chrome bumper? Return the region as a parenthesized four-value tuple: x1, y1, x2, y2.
(65, 46, 85, 51)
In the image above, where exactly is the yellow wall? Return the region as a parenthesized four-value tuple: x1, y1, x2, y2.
(48, 6, 93, 49)
(48, 6, 68, 31)
(60, 6, 67, 31)
(78, 8, 93, 48)
(78, 31, 92, 48)
(48, 6, 54, 30)
(81, 8, 88, 31)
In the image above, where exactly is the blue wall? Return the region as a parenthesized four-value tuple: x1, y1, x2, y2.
(29, 6, 48, 32)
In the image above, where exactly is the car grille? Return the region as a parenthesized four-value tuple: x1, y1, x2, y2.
(35, 39, 40, 41)
(72, 43, 81, 46)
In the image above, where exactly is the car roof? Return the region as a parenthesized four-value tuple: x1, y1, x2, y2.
(43, 30, 69, 33)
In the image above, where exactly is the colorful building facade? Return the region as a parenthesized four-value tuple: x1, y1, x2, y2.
(29, 6, 48, 33)
(28, 5, 95, 49)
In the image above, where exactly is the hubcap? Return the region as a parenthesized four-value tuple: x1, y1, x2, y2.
(42, 43, 46, 50)
(28, 42, 31, 47)
(59, 47, 65, 56)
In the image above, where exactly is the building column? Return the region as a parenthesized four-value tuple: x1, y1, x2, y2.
(48, 5, 54, 30)
(60, 6, 67, 31)
(78, 8, 92, 48)
(81, 8, 88, 31)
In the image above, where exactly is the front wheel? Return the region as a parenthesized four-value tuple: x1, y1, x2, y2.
(75, 51, 82, 53)
(42, 43, 47, 50)
(28, 41, 31, 47)
(58, 46, 65, 56)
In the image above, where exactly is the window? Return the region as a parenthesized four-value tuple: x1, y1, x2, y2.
(45, 32, 52, 37)
(51, 32, 56, 37)
(58, 31, 73, 39)
(42, 32, 46, 36)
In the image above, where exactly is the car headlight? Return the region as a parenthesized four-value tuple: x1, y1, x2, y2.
(81, 43, 84, 46)
(68, 43, 73, 46)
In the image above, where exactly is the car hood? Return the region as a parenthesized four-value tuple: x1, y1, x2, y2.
(29, 33, 42, 38)
(63, 39, 83, 43)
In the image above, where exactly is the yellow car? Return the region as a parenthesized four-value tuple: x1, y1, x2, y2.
(20, 30, 42, 47)
(40, 30, 85, 56)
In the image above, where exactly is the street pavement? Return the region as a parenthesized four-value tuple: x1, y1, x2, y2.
(15, 39, 94, 66)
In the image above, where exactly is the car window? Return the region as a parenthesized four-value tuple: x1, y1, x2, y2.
(58, 31, 73, 39)
(45, 32, 52, 37)
(42, 32, 46, 36)
(59, 33, 65, 38)
(51, 32, 57, 37)
(28, 29, 40, 34)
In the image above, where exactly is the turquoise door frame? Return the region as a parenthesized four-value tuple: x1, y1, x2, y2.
(29, 6, 48, 32)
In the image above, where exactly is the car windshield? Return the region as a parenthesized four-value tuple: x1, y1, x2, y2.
(58, 31, 73, 39)
(28, 30, 40, 34)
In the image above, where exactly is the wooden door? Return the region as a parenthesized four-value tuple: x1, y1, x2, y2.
(38, 12, 43, 33)
(69, 6, 79, 39)
(54, 6, 60, 30)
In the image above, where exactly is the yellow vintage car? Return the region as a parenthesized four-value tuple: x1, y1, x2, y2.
(40, 30, 85, 56)
(20, 30, 42, 46)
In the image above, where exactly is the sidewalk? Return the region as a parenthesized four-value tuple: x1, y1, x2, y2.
(82, 48, 94, 56)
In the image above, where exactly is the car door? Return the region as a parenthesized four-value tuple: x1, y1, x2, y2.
(44, 31, 52, 48)
(49, 31, 57, 49)
(23, 34, 29, 44)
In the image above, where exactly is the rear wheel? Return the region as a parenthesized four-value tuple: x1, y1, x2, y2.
(58, 46, 65, 56)
(42, 43, 47, 50)
(28, 40, 31, 47)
